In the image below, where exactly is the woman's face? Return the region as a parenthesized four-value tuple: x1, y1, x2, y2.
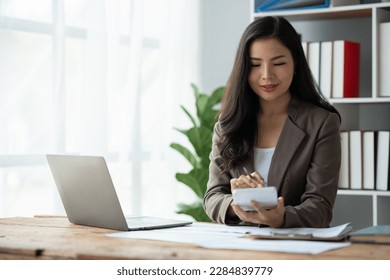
(248, 38, 294, 103)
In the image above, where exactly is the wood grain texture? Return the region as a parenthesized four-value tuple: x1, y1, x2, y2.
(0, 217, 389, 260)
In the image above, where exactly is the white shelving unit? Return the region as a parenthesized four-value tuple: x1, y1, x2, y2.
(251, 2, 390, 230)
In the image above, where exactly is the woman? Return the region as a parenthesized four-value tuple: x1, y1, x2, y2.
(203, 16, 341, 228)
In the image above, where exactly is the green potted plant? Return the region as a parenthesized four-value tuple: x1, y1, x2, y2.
(170, 84, 224, 222)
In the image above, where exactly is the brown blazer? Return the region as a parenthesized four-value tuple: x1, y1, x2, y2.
(203, 98, 341, 228)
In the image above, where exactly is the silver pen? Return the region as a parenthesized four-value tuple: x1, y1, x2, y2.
(243, 167, 267, 187)
(243, 167, 252, 178)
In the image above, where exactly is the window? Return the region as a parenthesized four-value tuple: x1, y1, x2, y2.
(0, 0, 200, 218)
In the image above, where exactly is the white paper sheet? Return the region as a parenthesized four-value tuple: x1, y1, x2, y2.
(200, 238, 350, 255)
(107, 222, 351, 255)
(246, 223, 352, 239)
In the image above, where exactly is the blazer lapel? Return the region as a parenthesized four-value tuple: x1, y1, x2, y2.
(240, 120, 305, 189)
(268, 101, 306, 189)
(236, 98, 305, 188)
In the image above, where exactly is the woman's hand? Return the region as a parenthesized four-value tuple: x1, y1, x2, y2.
(231, 197, 285, 228)
(227, 169, 268, 222)
(230, 170, 265, 192)
(228, 168, 284, 228)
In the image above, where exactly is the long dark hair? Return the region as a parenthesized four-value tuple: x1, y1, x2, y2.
(218, 16, 340, 174)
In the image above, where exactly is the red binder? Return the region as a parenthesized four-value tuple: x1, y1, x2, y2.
(332, 40, 360, 98)
(343, 41, 360, 98)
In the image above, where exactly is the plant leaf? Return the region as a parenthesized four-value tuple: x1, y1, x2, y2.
(191, 83, 199, 97)
(175, 168, 209, 198)
(195, 93, 209, 120)
(170, 143, 199, 168)
(176, 201, 211, 222)
(173, 127, 211, 169)
(199, 108, 220, 131)
(173, 127, 187, 136)
(208, 86, 225, 108)
(197, 87, 223, 130)
(170, 84, 225, 222)
(180, 105, 197, 127)
(186, 126, 212, 160)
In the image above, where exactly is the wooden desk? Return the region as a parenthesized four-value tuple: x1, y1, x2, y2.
(0, 216, 389, 260)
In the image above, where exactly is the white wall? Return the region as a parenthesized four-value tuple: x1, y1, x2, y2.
(199, 0, 250, 93)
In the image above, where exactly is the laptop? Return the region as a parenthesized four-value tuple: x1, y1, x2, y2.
(46, 154, 192, 231)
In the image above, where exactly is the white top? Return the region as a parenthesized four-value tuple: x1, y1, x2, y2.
(253, 147, 275, 183)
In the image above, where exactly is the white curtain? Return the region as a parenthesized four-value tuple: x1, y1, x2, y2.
(0, 0, 200, 219)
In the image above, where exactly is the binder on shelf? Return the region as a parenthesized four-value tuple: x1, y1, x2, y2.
(376, 131, 390, 191)
(362, 131, 376, 190)
(349, 130, 363, 190)
(338, 131, 350, 189)
(332, 40, 360, 98)
(255, 0, 330, 12)
(301, 41, 308, 59)
(348, 225, 390, 244)
(254, 0, 359, 12)
(379, 22, 390, 97)
(308, 42, 321, 87)
(320, 41, 333, 99)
